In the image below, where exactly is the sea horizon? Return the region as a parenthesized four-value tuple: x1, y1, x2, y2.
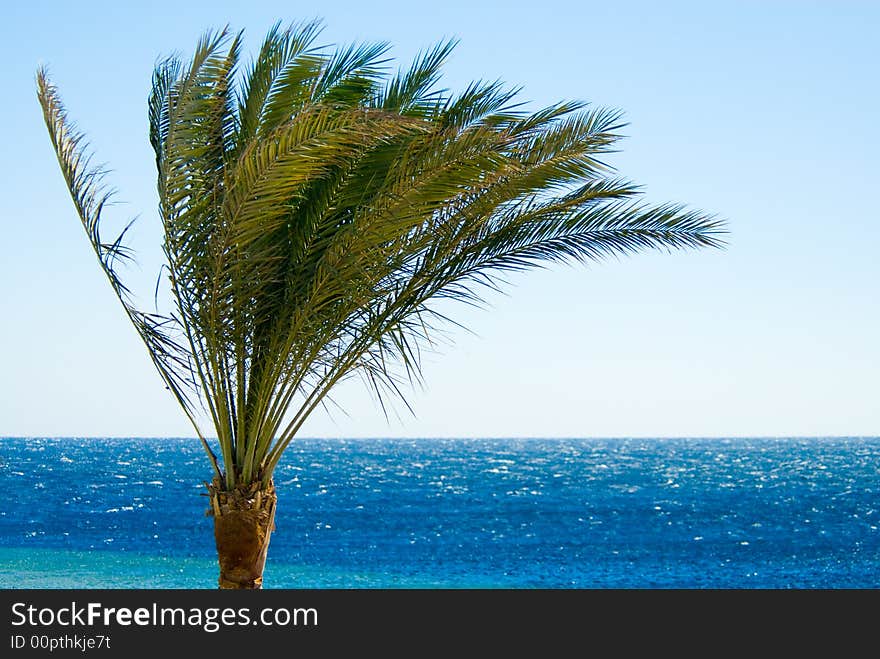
(4, 434, 878, 441)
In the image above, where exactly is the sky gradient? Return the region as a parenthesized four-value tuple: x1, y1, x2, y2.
(2, 1, 877, 438)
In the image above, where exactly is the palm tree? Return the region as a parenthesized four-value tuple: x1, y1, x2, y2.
(37, 21, 723, 588)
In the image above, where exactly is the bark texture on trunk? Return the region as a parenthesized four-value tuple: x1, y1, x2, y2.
(208, 479, 277, 590)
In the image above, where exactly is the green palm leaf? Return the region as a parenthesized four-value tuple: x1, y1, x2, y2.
(38, 23, 724, 493)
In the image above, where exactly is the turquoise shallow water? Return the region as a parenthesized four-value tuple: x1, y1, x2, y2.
(1, 437, 878, 588)
(0, 548, 463, 588)
(0, 548, 216, 589)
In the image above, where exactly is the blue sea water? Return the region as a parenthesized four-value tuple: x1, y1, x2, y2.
(0, 437, 878, 588)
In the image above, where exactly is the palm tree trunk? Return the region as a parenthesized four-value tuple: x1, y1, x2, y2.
(208, 479, 277, 589)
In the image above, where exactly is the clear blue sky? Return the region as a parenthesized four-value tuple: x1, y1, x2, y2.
(1, 1, 877, 438)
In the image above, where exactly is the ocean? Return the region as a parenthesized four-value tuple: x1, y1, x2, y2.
(0, 437, 877, 588)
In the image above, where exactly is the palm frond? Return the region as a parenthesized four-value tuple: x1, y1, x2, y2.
(236, 19, 324, 149)
(37, 67, 222, 478)
(40, 24, 725, 490)
(379, 39, 456, 115)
